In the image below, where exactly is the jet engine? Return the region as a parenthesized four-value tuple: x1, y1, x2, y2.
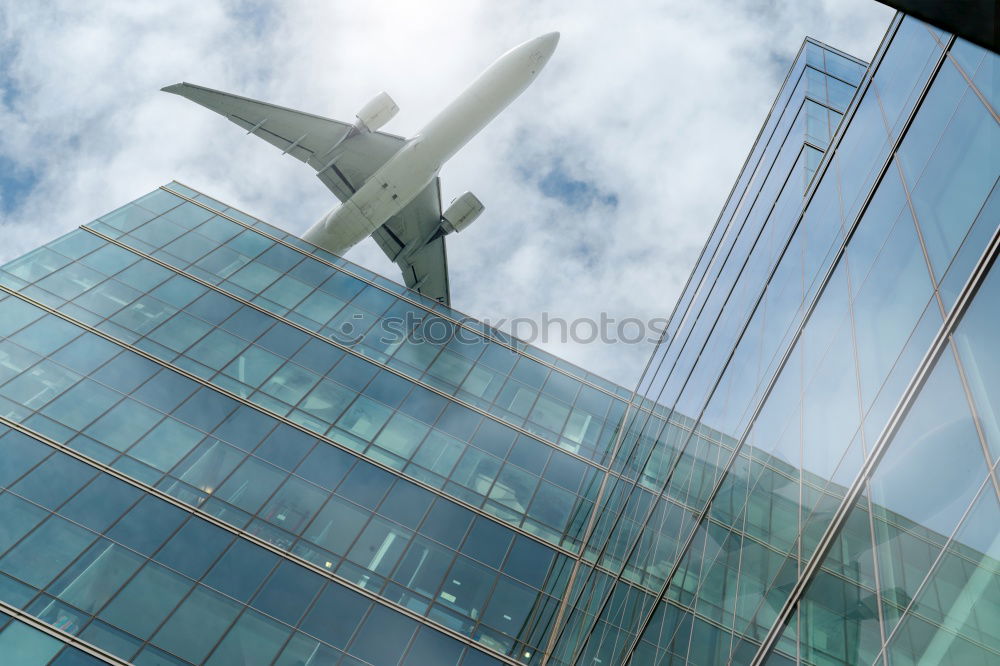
(356, 92, 399, 132)
(441, 192, 485, 234)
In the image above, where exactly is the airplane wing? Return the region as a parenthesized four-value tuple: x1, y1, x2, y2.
(162, 82, 452, 305)
(161, 82, 405, 202)
(371, 179, 451, 305)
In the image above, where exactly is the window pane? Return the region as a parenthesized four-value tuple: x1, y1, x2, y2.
(1, 359, 78, 411)
(78, 619, 142, 662)
(420, 499, 473, 549)
(2, 247, 70, 285)
(260, 476, 326, 534)
(202, 538, 277, 602)
(300, 583, 370, 649)
(174, 387, 237, 432)
(870, 350, 986, 537)
(222, 345, 284, 387)
(106, 495, 186, 556)
(131, 369, 199, 413)
(504, 536, 553, 589)
(851, 208, 933, 408)
(40, 379, 119, 431)
(299, 378, 354, 424)
(49, 333, 119, 375)
(373, 412, 428, 458)
(128, 419, 203, 472)
(0, 621, 63, 664)
(0, 515, 95, 588)
(252, 423, 312, 471)
(150, 274, 207, 308)
(50, 647, 108, 666)
(953, 263, 1000, 460)
(83, 400, 162, 452)
(410, 431, 463, 477)
(884, 484, 999, 665)
(251, 560, 323, 626)
(185, 329, 247, 371)
(337, 464, 393, 508)
(174, 439, 243, 495)
(52, 541, 144, 613)
(348, 604, 418, 665)
(215, 457, 284, 514)
(527, 481, 575, 533)
(438, 557, 493, 620)
(392, 536, 454, 600)
(481, 575, 538, 636)
(909, 80, 999, 277)
(60, 475, 141, 533)
(378, 482, 433, 530)
(0, 431, 50, 488)
(155, 519, 232, 580)
(273, 633, 343, 666)
(346, 517, 411, 576)
(99, 562, 192, 639)
(294, 444, 355, 491)
(152, 586, 240, 663)
(0, 492, 48, 556)
(337, 396, 392, 440)
(204, 609, 289, 666)
(401, 625, 464, 665)
(302, 496, 368, 556)
(146, 313, 211, 353)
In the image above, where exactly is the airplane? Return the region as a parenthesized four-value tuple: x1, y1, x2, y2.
(162, 31, 560, 306)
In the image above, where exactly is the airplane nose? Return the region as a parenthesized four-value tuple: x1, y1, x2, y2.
(526, 31, 559, 69)
(537, 31, 560, 56)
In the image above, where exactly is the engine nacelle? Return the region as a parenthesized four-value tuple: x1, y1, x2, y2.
(356, 92, 399, 132)
(441, 192, 485, 234)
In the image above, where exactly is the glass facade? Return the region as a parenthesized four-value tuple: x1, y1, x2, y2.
(0, 11, 996, 666)
(542, 15, 999, 666)
(0, 203, 604, 662)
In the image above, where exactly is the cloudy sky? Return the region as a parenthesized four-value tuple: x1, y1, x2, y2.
(0, 0, 894, 386)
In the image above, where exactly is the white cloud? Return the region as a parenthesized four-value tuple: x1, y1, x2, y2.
(0, 0, 894, 386)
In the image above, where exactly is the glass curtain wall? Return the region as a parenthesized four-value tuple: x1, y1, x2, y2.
(550, 15, 998, 666)
(543, 38, 868, 666)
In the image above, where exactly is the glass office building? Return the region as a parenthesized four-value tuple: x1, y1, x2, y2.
(0, 11, 996, 666)
(543, 12, 999, 666)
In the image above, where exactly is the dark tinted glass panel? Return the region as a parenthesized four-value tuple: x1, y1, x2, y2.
(151, 586, 240, 663)
(251, 560, 324, 626)
(99, 563, 192, 639)
(0, 516, 94, 588)
(348, 604, 418, 665)
(203, 538, 277, 602)
(300, 583, 369, 649)
(106, 495, 186, 556)
(155, 519, 232, 579)
(58, 475, 141, 532)
(402, 625, 464, 665)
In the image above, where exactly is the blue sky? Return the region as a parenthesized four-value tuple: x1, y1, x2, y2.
(0, 0, 894, 385)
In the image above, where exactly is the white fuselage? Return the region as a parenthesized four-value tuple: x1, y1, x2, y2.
(302, 32, 559, 255)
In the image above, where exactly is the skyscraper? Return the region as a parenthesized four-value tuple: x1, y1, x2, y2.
(0, 10, 995, 666)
